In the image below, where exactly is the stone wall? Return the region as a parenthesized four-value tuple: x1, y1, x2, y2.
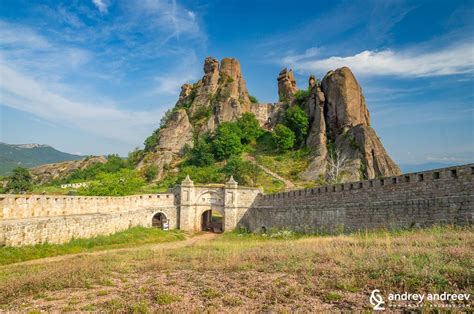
(239, 164, 474, 233)
(0, 193, 177, 246)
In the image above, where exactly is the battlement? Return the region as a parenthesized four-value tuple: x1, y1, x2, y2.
(0, 193, 175, 220)
(260, 163, 473, 203)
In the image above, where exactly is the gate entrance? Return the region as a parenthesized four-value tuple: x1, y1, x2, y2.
(201, 210, 223, 233)
(152, 212, 168, 229)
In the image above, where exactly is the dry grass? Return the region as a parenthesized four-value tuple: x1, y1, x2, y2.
(0, 225, 472, 311)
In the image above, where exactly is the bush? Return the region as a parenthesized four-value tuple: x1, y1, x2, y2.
(283, 106, 309, 147)
(212, 122, 243, 160)
(127, 148, 145, 166)
(272, 124, 295, 151)
(293, 89, 310, 108)
(222, 156, 261, 186)
(187, 138, 215, 167)
(143, 165, 158, 182)
(249, 95, 259, 103)
(5, 166, 32, 193)
(236, 113, 263, 144)
(78, 169, 145, 196)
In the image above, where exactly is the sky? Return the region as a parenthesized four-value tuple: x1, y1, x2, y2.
(0, 0, 473, 166)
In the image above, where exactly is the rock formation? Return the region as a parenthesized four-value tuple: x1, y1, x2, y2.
(31, 156, 107, 184)
(277, 68, 298, 102)
(139, 56, 400, 182)
(302, 67, 400, 181)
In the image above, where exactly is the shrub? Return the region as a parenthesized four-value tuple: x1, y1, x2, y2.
(236, 113, 263, 144)
(78, 169, 145, 196)
(283, 106, 309, 147)
(143, 165, 158, 182)
(187, 138, 215, 167)
(222, 156, 261, 186)
(5, 166, 32, 193)
(293, 89, 310, 108)
(272, 124, 295, 152)
(212, 122, 243, 160)
(248, 95, 259, 103)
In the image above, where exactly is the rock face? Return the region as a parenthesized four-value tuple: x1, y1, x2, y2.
(156, 109, 194, 153)
(31, 156, 107, 184)
(302, 67, 400, 181)
(321, 67, 370, 138)
(277, 68, 297, 102)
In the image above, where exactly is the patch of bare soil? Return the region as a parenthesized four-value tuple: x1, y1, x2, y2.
(9, 269, 367, 312)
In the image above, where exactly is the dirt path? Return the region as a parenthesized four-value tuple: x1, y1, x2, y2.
(245, 155, 295, 189)
(3, 232, 218, 268)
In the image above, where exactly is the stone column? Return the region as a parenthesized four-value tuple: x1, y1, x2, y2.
(178, 175, 196, 231)
(224, 176, 239, 231)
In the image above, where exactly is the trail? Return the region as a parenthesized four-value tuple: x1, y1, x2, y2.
(245, 155, 295, 189)
(2, 232, 218, 268)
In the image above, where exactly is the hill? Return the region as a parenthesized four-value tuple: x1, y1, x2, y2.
(0, 143, 83, 176)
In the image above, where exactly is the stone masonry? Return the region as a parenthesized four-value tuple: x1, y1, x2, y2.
(0, 165, 473, 247)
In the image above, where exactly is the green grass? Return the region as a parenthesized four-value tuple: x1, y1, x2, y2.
(0, 227, 185, 266)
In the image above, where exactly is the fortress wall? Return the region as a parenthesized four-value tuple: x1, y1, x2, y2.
(0, 193, 177, 246)
(240, 164, 474, 233)
(0, 193, 175, 220)
(0, 206, 177, 246)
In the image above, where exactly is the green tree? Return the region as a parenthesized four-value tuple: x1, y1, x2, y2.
(128, 148, 145, 167)
(236, 113, 263, 144)
(5, 166, 32, 193)
(79, 169, 144, 196)
(293, 89, 311, 108)
(188, 138, 215, 167)
(283, 105, 309, 147)
(272, 124, 295, 151)
(222, 156, 261, 186)
(212, 122, 243, 160)
(143, 165, 158, 182)
(144, 130, 160, 152)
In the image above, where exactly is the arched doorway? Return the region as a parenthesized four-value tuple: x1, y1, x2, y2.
(152, 212, 168, 229)
(201, 210, 223, 233)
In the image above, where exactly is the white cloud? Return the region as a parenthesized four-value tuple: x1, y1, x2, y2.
(92, 0, 108, 13)
(0, 62, 164, 144)
(284, 42, 474, 77)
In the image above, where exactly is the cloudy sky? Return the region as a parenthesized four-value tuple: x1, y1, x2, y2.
(0, 0, 473, 166)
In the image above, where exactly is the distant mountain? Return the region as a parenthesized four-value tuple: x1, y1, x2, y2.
(0, 142, 83, 176)
(399, 162, 463, 174)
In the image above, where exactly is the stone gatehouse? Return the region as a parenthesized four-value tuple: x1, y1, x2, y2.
(1, 164, 473, 247)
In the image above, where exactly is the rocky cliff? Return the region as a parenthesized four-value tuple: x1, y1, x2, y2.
(140, 57, 400, 183)
(31, 156, 107, 184)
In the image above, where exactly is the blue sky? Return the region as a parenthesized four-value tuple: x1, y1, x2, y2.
(0, 0, 473, 166)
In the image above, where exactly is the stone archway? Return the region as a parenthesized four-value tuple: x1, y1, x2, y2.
(151, 212, 168, 229)
(200, 209, 224, 233)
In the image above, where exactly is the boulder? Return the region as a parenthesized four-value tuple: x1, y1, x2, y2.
(321, 67, 370, 139)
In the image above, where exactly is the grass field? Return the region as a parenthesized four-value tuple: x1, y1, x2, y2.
(0, 227, 185, 266)
(0, 226, 472, 311)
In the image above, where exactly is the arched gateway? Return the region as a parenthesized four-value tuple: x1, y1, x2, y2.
(174, 175, 262, 232)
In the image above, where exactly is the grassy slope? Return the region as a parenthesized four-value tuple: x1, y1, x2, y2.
(0, 227, 185, 266)
(0, 226, 472, 311)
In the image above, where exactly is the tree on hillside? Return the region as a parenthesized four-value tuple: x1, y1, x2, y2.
(326, 148, 350, 184)
(272, 124, 295, 152)
(212, 122, 243, 160)
(5, 166, 32, 194)
(283, 106, 309, 147)
(188, 138, 215, 167)
(237, 113, 263, 144)
(78, 168, 144, 196)
(222, 156, 261, 186)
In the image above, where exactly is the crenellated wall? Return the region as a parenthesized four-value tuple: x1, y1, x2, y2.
(239, 164, 474, 233)
(0, 193, 178, 246)
(1, 164, 472, 247)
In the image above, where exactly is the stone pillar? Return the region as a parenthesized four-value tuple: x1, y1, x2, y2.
(224, 176, 239, 231)
(178, 175, 196, 231)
